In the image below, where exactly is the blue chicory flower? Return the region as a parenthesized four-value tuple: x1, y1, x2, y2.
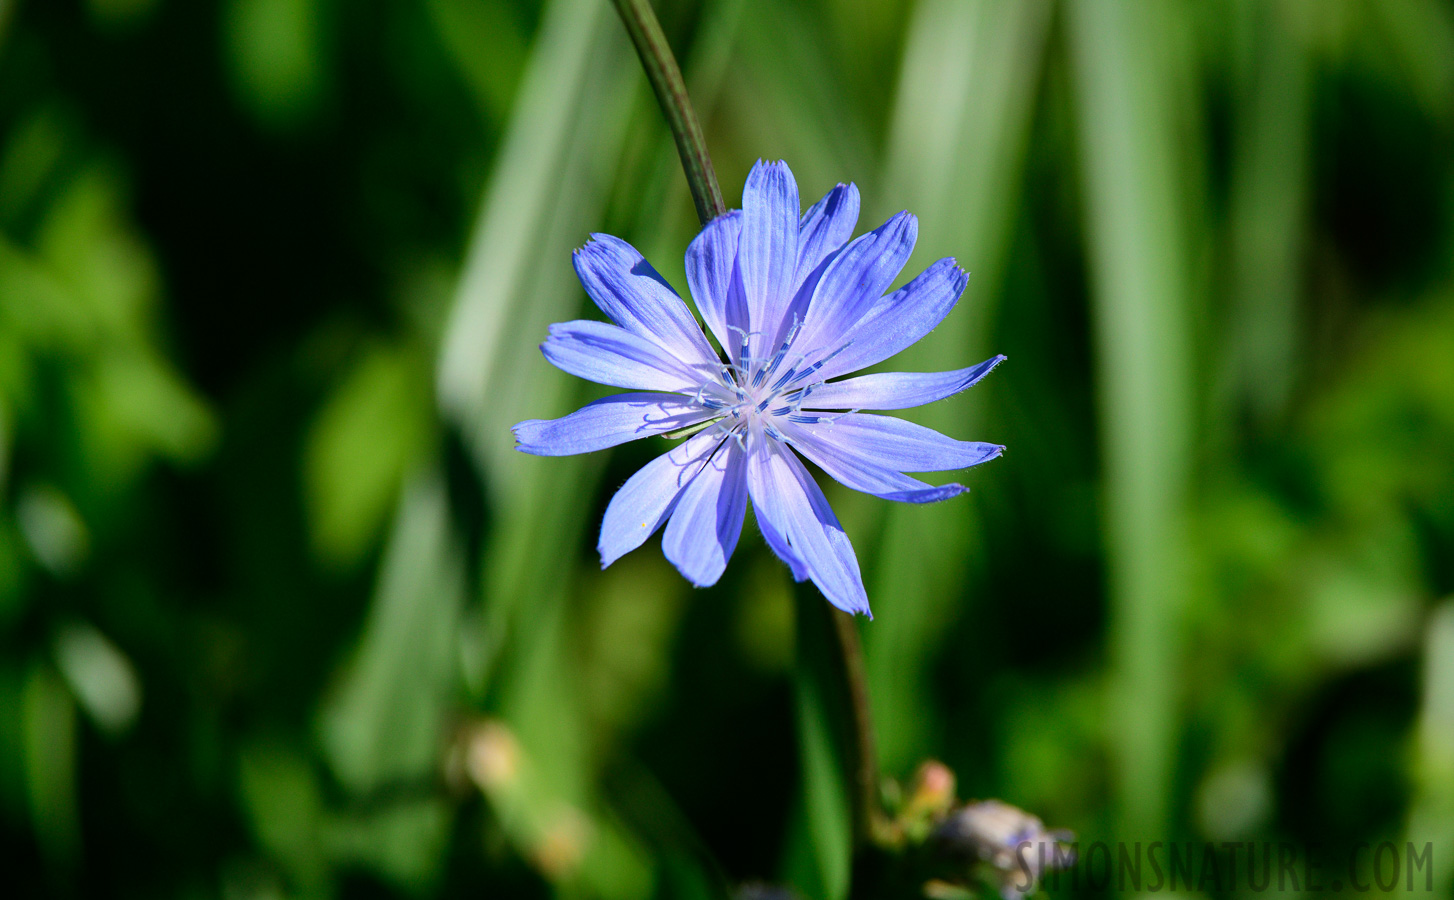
(513, 160, 1004, 617)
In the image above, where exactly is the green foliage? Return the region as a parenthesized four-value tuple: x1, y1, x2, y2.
(303, 341, 432, 567)
(3, 0, 1454, 897)
(225, 0, 330, 131)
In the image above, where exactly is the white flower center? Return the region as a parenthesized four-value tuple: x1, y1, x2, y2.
(690, 320, 851, 445)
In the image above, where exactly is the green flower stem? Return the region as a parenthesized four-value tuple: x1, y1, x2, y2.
(831, 607, 891, 848)
(611, 0, 727, 224)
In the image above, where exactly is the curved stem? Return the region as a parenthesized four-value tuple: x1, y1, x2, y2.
(611, 0, 728, 225)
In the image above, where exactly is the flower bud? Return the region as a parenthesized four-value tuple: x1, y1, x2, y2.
(904, 760, 957, 819)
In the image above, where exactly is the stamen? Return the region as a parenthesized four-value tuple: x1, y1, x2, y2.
(766, 364, 798, 394)
(781, 341, 853, 390)
(786, 406, 859, 427)
(727, 324, 760, 368)
(754, 315, 801, 387)
(782, 384, 815, 406)
(711, 419, 747, 450)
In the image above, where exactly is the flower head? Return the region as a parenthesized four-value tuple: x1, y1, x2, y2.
(513, 160, 1004, 616)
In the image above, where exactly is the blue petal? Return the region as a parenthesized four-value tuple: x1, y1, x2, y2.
(542, 320, 705, 392)
(780, 183, 861, 335)
(739, 160, 800, 352)
(780, 420, 968, 503)
(684, 210, 748, 355)
(814, 257, 967, 382)
(575, 234, 718, 366)
(662, 440, 748, 586)
(753, 496, 809, 582)
(793, 182, 860, 296)
(746, 438, 870, 616)
(793, 413, 1003, 473)
(805, 355, 1006, 410)
(513, 393, 714, 456)
(598, 430, 725, 567)
(796, 211, 917, 353)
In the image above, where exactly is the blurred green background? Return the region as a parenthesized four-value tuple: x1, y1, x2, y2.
(3, 0, 1454, 896)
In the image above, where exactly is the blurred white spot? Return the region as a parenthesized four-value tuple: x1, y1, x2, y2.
(54, 621, 142, 735)
(1196, 759, 1272, 840)
(462, 719, 520, 792)
(532, 806, 591, 880)
(17, 484, 89, 575)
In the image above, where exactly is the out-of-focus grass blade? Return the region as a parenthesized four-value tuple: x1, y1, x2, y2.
(22, 663, 78, 870)
(469, 23, 639, 692)
(424, 0, 528, 126)
(438, 0, 636, 767)
(1067, 0, 1198, 838)
(1405, 601, 1454, 895)
(1225, 0, 1312, 426)
(728, 0, 876, 189)
(435, 0, 609, 486)
(319, 472, 464, 794)
(786, 592, 852, 900)
(865, 0, 1052, 774)
(793, 676, 851, 900)
(303, 341, 433, 569)
(1369, 0, 1454, 128)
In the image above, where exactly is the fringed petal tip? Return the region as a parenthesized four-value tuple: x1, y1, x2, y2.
(747, 159, 795, 193)
(969, 444, 1007, 467)
(511, 420, 541, 455)
(939, 258, 970, 282)
(573, 232, 613, 250)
